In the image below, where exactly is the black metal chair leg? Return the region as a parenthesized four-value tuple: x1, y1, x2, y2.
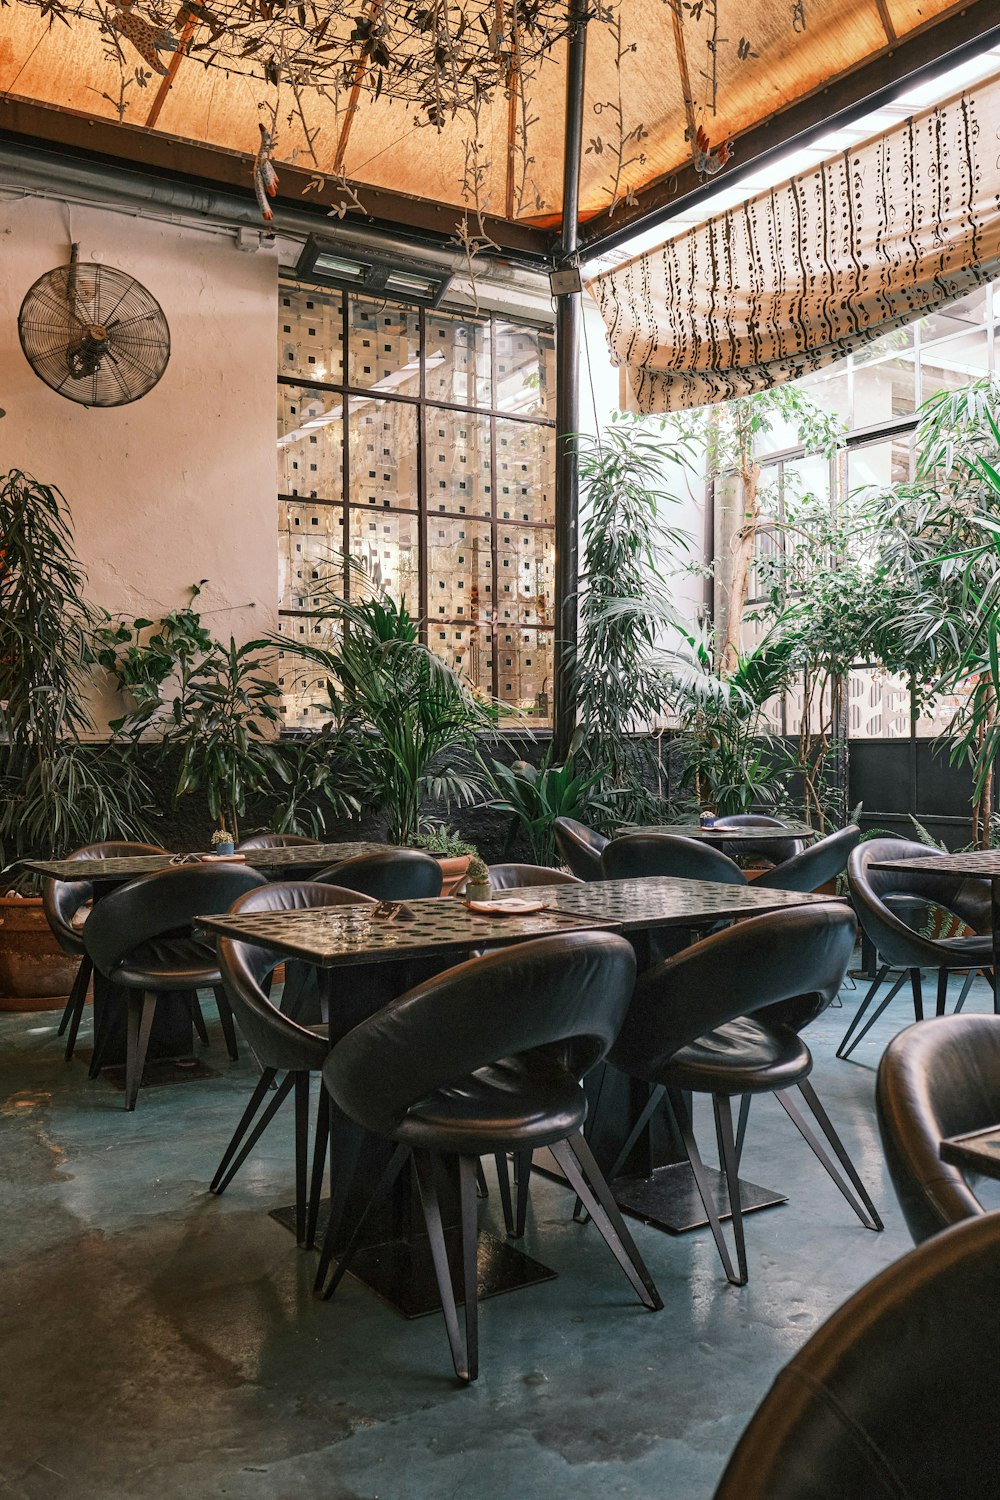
(936, 968, 949, 1018)
(315, 1142, 409, 1299)
(475, 1159, 489, 1199)
(213, 985, 240, 1062)
(88, 978, 119, 1079)
(667, 1089, 741, 1286)
(187, 991, 210, 1046)
(835, 964, 889, 1059)
(305, 1085, 330, 1249)
(837, 969, 908, 1061)
(714, 1096, 749, 1287)
(212, 1072, 295, 1194)
(458, 1154, 480, 1381)
(910, 968, 924, 1022)
(514, 1151, 532, 1238)
(63, 954, 93, 1061)
(125, 991, 158, 1111)
(494, 1153, 515, 1235)
(552, 1133, 662, 1310)
(412, 1148, 472, 1383)
(954, 971, 977, 1013)
(734, 1094, 751, 1169)
(575, 1082, 666, 1223)
(294, 1072, 310, 1245)
(56, 971, 79, 1036)
(776, 1084, 883, 1231)
(210, 1068, 278, 1192)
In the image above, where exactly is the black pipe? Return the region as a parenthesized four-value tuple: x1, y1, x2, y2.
(553, 0, 588, 761)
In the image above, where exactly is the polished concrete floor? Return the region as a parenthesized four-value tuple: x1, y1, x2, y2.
(2, 966, 995, 1500)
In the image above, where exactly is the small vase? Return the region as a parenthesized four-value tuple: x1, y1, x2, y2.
(213, 839, 235, 857)
(465, 881, 492, 902)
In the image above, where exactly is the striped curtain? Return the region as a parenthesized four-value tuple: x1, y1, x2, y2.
(588, 76, 1000, 413)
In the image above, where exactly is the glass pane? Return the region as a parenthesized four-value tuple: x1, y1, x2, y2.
(349, 509, 420, 605)
(495, 625, 554, 720)
(918, 286, 989, 345)
(430, 622, 492, 698)
(426, 407, 492, 517)
(853, 326, 916, 422)
(847, 667, 911, 738)
(274, 616, 336, 729)
(278, 284, 344, 383)
(494, 322, 555, 419)
(425, 312, 491, 407)
(427, 518, 492, 623)
(496, 419, 554, 525)
(848, 436, 912, 492)
(347, 297, 420, 393)
(914, 685, 968, 738)
(495, 526, 556, 627)
(277, 386, 343, 500)
(278, 501, 344, 611)
(920, 330, 990, 398)
(347, 398, 418, 509)
(797, 364, 851, 426)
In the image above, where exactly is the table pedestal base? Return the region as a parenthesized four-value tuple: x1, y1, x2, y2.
(270, 1203, 556, 1318)
(611, 1162, 786, 1233)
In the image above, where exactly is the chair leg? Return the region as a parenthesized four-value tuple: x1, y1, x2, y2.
(575, 1082, 666, 1223)
(211, 1072, 296, 1195)
(550, 1134, 661, 1310)
(125, 991, 158, 1111)
(909, 968, 923, 1022)
(186, 991, 210, 1046)
(954, 971, 977, 1014)
(475, 1159, 489, 1199)
(213, 985, 240, 1062)
(63, 954, 93, 1062)
(293, 1072, 311, 1245)
(936, 968, 949, 1018)
(412, 1148, 473, 1383)
(314, 1142, 409, 1299)
(88, 978, 119, 1079)
(495, 1153, 515, 1235)
(776, 1082, 883, 1232)
(210, 1068, 278, 1192)
(458, 1154, 480, 1382)
(837, 968, 908, 1061)
(714, 1096, 749, 1288)
(514, 1150, 532, 1238)
(835, 964, 889, 1059)
(56, 968, 79, 1036)
(734, 1094, 752, 1169)
(305, 1083, 330, 1250)
(668, 1089, 743, 1286)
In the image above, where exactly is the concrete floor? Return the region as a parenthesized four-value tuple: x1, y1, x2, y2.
(2, 966, 996, 1500)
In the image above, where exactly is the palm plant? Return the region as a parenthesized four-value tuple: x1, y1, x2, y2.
(274, 593, 497, 846)
(478, 737, 616, 864)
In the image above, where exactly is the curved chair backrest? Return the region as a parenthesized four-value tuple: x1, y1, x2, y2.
(41, 840, 169, 953)
(753, 824, 861, 893)
(713, 1212, 1000, 1500)
(712, 814, 804, 864)
(876, 1013, 1000, 1244)
(600, 833, 746, 885)
(610, 903, 857, 1080)
(235, 832, 319, 851)
(487, 863, 582, 890)
(316, 849, 443, 900)
(217, 881, 373, 1070)
(847, 838, 989, 970)
(325, 931, 637, 1139)
(553, 817, 608, 881)
(83, 864, 268, 977)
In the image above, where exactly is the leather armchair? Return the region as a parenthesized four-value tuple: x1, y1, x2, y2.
(486, 863, 582, 890)
(553, 817, 608, 881)
(601, 832, 746, 884)
(316, 849, 443, 899)
(753, 824, 860, 893)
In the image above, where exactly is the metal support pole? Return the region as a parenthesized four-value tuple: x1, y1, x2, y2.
(553, 0, 588, 761)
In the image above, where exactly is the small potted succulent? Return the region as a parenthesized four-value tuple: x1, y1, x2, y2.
(211, 825, 236, 857)
(464, 856, 491, 902)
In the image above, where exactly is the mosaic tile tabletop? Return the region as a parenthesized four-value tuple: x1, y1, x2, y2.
(196, 899, 619, 969)
(491, 877, 845, 929)
(20, 842, 393, 883)
(619, 824, 817, 843)
(872, 851, 1000, 878)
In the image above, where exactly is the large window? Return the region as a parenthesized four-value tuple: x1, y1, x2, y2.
(276, 283, 556, 728)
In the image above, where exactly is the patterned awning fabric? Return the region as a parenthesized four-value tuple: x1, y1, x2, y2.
(588, 75, 1000, 412)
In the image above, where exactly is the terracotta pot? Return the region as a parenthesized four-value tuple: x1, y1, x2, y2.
(434, 854, 471, 897)
(0, 895, 78, 1011)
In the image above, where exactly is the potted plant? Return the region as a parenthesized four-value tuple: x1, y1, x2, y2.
(411, 824, 479, 896)
(464, 855, 491, 901)
(91, 581, 215, 722)
(478, 736, 616, 866)
(0, 470, 153, 1006)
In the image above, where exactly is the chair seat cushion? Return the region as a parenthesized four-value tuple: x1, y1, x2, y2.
(115, 933, 221, 990)
(663, 1018, 812, 1095)
(935, 934, 993, 963)
(394, 1054, 587, 1153)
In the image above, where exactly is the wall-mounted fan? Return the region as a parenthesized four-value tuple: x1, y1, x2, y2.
(18, 245, 170, 408)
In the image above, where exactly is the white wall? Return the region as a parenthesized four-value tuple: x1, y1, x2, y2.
(0, 195, 279, 731)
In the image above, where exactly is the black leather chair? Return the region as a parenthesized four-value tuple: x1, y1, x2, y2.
(876, 1013, 1000, 1244)
(486, 863, 582, 890)
(553, 817, 608, 881)
(42, 840, 168, 1061)
(605, 904, 882, 1285)
(601, 832, 747, 884)
(314, 931, 662, 1382)
(753, 824, 860, 892)
(83, 864, 268, 1109)
(712, 814, 804, 865)
(213, 880, 377, 1246)
(713, 1212, 1000, 1500)
(316, 848, 443, 899)
(236, 831, 320, 880)
(840, 838, 995, 1061)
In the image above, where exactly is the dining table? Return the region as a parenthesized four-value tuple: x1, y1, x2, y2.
(198, 876, 847, 1311)
(619, 822, 818, 847)
(870, 849, 1000, 1002)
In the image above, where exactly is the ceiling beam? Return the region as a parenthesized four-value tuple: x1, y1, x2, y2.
(0, 93, 553, 264)
(578, 0, 1000, 257)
